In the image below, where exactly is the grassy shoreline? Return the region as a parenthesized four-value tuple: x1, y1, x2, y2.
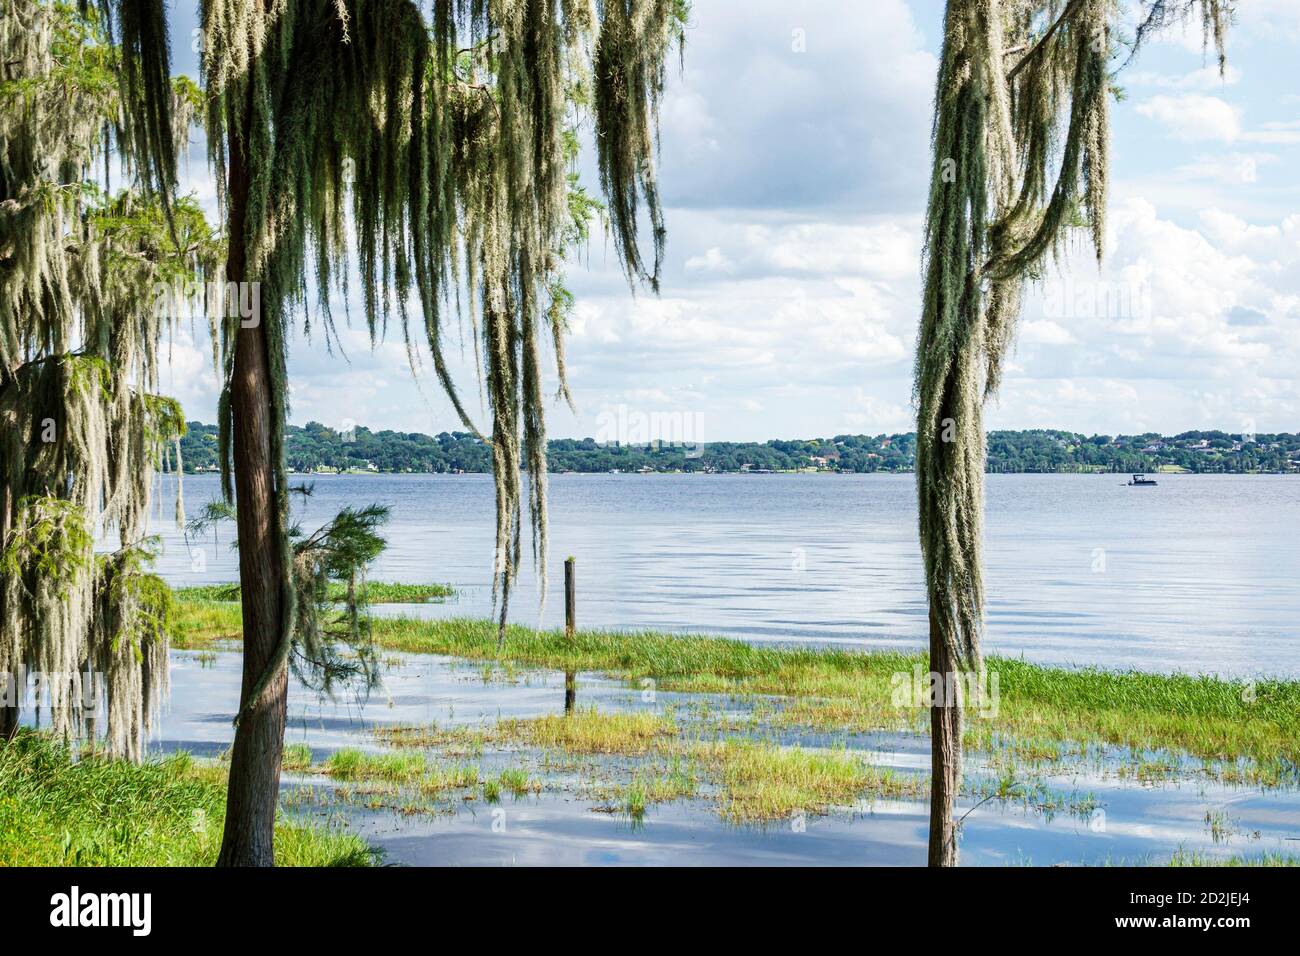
(0, 732, 373, 866)
(174, 581, 453, 604)
(173, 590, 1300, 779)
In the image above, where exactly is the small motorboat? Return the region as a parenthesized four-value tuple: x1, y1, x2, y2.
(1126, 473, 1158, 486)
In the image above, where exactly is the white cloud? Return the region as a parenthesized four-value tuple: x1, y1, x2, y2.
(1127, 64, 1241, 91)
(1020, 320, 1077, 346)
(1136, 94, 1241, 142)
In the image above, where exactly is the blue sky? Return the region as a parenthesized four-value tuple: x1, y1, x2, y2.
(159, 1, 1300, 442)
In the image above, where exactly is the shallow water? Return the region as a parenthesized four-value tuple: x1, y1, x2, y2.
(152, 472, 1300, 678)
(151, 648, 1300, 867)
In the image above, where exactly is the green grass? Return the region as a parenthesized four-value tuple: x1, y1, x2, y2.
(1167, 849, 1299, 866)
(172, 596, 1300, 775)
(492, 708, 679, 754)
(323, 749, 428, 782)
(495, 768, 540, 796)
(174, 581, 453, 606)
(282, 742, 314, 771)
(0, 732, 373, 866)
(696, 738, 923, 822)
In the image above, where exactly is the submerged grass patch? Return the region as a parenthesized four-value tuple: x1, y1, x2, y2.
(1167, 850, 1300, 867)
(391, 708, 920, 823)
(492, 708, 679, 755)
(695, 739, 924, 823)
(282, 743, 314, 771)
(0, 733, 372, 866)
(323, 749, 427, 782)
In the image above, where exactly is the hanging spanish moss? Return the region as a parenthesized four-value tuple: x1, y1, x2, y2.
(918, 0, 1231, 678)
(915, 0, 1230, 862)
(0, 0, 221, 758)
(195, 0, 687, 709)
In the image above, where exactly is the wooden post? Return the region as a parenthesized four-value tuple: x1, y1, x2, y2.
(564, 557, 576, 714)
(564, 557, 576, 638)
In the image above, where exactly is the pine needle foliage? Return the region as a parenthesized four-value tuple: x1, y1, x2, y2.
(916, 0, 1232, 672)
(184, 493, 392, 700)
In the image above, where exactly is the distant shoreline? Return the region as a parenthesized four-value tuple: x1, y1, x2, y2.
(177, 421, 1300, 477)
(173, 467, 1296, 478)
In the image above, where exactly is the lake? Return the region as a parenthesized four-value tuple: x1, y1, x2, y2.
(152, 472, 1299, 679)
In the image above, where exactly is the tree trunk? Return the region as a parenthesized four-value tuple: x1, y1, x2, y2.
(215, 90, 288, 868)
(0, 696, 17, 741)
(0, 484, 17, 742)
(927, 604, 963, 867)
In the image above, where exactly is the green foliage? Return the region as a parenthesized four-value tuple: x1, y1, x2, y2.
(184, 493, 395, 699)
(1, 0, 221, 759)
(175, 581, 454, 604)
(97, 540, 174, 652)
(0, 732, 373, 866)
(177, 421, 1300, 476)
(1, 495, 93, 594)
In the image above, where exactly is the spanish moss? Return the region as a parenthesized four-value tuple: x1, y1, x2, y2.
(0, 0, 220, 758)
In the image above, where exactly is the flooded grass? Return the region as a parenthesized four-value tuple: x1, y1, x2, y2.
(0, 732, 373, 866)
(1167, 850, 1299, 867)
(696, 739, 924, 823)
(172, 597, 1300, 779)
(283, 743, 314, 771)
(377, 708, 921, 824)
(165, 595, 1300, 863)
(494, 708, 680, 755)
(324, 749, 428, 782)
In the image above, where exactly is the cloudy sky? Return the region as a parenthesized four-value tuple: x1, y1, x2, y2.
(160, 1, 1300, 442)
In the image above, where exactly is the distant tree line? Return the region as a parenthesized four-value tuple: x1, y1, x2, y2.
(178, 422, 1300, 476)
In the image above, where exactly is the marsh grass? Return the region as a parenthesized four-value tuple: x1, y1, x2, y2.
(1167, 849, 1298, 867)
(0, 732, 372, 866)
(694, 739, 924, 823)
(493, 708, 679, 755)
(391, 709, 922, 823)
(596, 756, 701, 818)
(420, 763, 481, 794)
(174, 581, 453, 607)
(174, 597, 1300, 785)
(496, 768, 541, 796)
(282, 742, 314, 771)
(324, 749, 428, 782)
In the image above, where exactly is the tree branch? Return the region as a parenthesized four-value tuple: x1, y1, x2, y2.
(1008, 0, 1087, 81)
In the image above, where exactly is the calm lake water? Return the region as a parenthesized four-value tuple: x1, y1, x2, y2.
(152, 472, 1299, 679)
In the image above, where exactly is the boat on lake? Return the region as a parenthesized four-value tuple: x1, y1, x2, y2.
(1127, 473, 1158, 486)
